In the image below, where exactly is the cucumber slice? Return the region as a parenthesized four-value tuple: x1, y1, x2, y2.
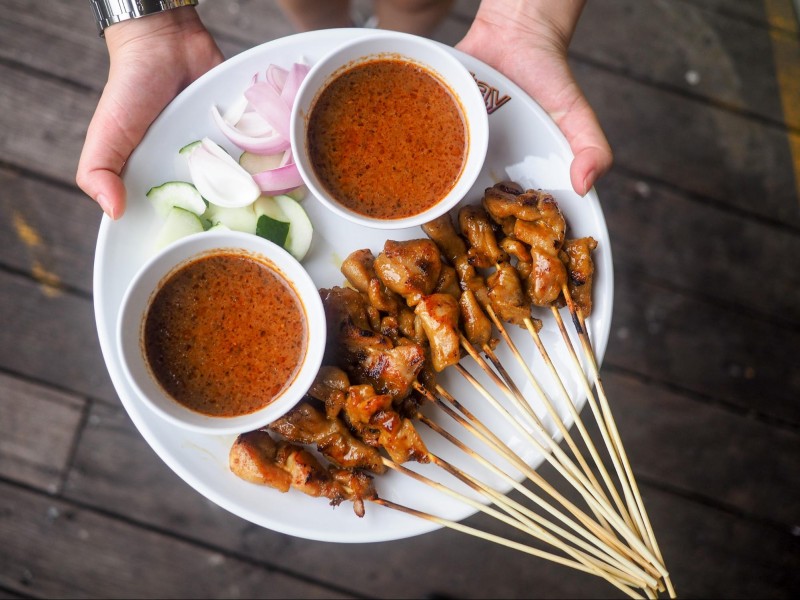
(153, 207, 204, 251)
(146, 181, 206, 217)
(202, 203, 258, 234)
(178, 140, 202, 156)
(238, 151, 284, 175)
(254, 194, 313, 260)
(256, 214, 290, 247)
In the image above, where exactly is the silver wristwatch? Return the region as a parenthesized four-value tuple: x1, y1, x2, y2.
(89, 0, 199, 36)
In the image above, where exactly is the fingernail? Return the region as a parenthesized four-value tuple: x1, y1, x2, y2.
(581, 171, 595, 196)
(96, 194, 116, 219)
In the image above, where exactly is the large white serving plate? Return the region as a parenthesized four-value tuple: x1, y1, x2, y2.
(93, 29, 613, 543)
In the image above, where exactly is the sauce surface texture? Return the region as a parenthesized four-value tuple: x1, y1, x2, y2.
(307, 58, 467, 219)
(143, 252, 307, 417)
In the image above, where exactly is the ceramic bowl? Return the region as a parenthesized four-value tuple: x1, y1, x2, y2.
(116, 231, 325, 435)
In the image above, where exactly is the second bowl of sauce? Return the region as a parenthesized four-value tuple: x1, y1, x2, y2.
(292, 31, 489, 230)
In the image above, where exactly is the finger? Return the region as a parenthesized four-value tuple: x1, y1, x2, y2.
(551, 93, 613, 197)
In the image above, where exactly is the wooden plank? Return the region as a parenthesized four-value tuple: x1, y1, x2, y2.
(587, 371, 800, 526)
(0, 373, 85, 493)
(576, 0, 799, 129)
(598, 170, 800, 324)
(0, 482, 353, 599)
(0, 167, 99, 295)
(607, 269, 800, 424)
(0, 270, 116, 403)
(576, 61, 800, 224)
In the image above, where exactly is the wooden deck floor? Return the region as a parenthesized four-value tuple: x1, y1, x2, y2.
(2, 0, 799, 598)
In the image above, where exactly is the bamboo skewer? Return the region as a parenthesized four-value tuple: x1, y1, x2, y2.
(417, 414, 660, 590)
(371, 497, 645, 599)
(419, 382, 662, 581)
(483, 305, 635, 533)
(381, 459, 645, 598)
(559, 293, 676, 598)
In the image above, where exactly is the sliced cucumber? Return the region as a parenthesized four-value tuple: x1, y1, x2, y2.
(254, 194, 313, 260)
(153, 207, 204, 251)
(146, 181, 206, 217)
(256, 214, 290, 247)
(238, 151, 284, 175)
(202, 202, 258, 234)
(178, 140, 202, 156)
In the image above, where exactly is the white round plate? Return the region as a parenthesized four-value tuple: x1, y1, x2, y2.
(93, 29, 613, 543)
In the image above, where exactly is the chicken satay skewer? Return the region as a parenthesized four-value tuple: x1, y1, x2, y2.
(417, 414, 661, 590)
(380, 459, 648, 598)
(371, 498, 647, 599)
(557, 290, 676, 599)
(421, 214, 622, 530)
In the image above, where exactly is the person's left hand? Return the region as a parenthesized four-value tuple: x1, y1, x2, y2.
(456, 1, 612, 196)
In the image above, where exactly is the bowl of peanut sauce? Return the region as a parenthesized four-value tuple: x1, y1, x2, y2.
(116, 231, 326, 435)
(291, 31, 489, 230)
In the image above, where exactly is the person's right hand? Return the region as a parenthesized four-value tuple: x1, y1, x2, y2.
(76, 7, 223, 220)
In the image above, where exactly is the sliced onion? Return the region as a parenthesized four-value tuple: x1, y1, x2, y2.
(280, 62, 310, 106)
(188, 137, 261, 208)
(252, 161, 303, 195)
(211, 105, 289, 155)
(244, 81, 291, 142)
(266, 64, 289, 92)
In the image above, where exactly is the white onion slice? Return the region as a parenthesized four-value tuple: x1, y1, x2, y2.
(187, 137, 260, 208)
(211, 105, 289, 155)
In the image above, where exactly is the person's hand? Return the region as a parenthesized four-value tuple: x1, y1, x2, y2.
(457, 0, 612, 196)
(76, 8, 223, 219)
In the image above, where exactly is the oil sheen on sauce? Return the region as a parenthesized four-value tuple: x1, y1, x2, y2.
(307, 58, 467, 219)
(143, 252, 307, 417)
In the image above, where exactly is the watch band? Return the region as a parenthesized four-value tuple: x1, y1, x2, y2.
(89, 0, 199, 36)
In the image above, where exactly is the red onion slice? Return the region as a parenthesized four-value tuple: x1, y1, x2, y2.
(252, 161, 304, 195)
(211, 105, 289, 155)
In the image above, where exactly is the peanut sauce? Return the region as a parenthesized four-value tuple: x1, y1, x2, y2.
(307, 58, 467, 219)
(143, 252, 307, 417)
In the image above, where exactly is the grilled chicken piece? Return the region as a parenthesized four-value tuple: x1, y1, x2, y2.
(483, 182, 549, 223)
(500, 237, 532, 263)
(269, 401, 386, 473)
(321, 287, 426, 399)
(562, 237, 598, 316)
(434, 264, 461, 298)
(373, 239, 442, 307)
(459, 289, 493, 347)
(486, 261, 532, 327)
(308, 365, 350, 419)
(341, 248, 401, 314)
(346, 384, 430, 464)
(421, 212, 468, 264)
(229, 430, 292, 492)
(512, 194, 566, 254)
(458, 205, 508, 268)
(527, 250, 568, 307)
(414, 293, 462, 372)
(454, 255, 491, 308)
(229, 430, 376, 516)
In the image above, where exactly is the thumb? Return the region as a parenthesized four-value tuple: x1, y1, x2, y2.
(76, 87, 142, 220)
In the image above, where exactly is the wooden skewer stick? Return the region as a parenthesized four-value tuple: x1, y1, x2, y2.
(417, 414, 659, 590)
(371, 497, 646, 599)
(381, 459, 646, 598)
(452, 362, 664, 571)
(420, 382, 662, 580)
(561, 292, 675, 599)
(474, 334, 615, 533)
(482, 305, 634, 533)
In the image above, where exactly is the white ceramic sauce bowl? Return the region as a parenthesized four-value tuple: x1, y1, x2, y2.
(116, 231, 326, 436)
(291, 31, 489, 230)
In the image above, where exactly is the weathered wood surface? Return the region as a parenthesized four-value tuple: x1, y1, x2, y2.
(1, 0, 799, 598)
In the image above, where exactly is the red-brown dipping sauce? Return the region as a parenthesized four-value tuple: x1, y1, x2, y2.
(143, 252, 307, 417)
(307, 58, 467, 220)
